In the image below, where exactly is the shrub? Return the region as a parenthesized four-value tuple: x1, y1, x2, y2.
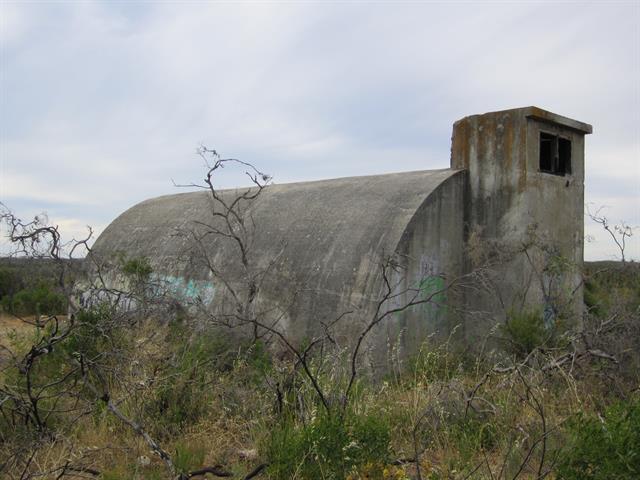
(1, 282, 66, 316)
(584, 277, 607, 317)
(121, 257, 153, 281)
(142, 326, 245, 437)
(266, 411, 391, 480)
(557, 398, 640, 479)
(61, 304, 125, 364)
(500, 309, 548, 358)
(0, 303, 129, 435)
(584, 262, 640, 318)
(143, 340, 213, 437)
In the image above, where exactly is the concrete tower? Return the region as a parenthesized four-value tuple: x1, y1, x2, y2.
(451, 107, 592, 337)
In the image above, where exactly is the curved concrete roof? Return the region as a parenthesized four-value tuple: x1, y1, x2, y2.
(93, 168, 462, 329)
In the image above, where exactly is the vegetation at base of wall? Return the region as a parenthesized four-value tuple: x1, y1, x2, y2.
(499, 309, 548, 358)
(141, 322, 251, 438)
(265, 411, 391, 480)
(1, 260, 638, 479)
(498, 309, 572, 360)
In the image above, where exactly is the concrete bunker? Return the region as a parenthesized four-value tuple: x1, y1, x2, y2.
(91, 106, 592, 362)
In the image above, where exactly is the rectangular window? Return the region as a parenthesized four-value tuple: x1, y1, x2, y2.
(558, 137, 571, 175)
(539, 133, 554, 173)
(539, 132, 571, 176)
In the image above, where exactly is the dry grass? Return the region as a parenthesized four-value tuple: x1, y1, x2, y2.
(1, 299, 637, 479)
(0, 313, 37, 367)
(0, 312, 34, 337)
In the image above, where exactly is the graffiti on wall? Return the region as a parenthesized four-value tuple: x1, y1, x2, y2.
(154, 274, 216, 305)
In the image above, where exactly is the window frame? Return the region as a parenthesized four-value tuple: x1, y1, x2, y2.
(539, 131, 572, 176)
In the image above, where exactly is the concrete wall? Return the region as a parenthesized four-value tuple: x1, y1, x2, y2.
(387, 170, 466, 355)
(91, 169, 463, 356)
(451, 107, 591, 340)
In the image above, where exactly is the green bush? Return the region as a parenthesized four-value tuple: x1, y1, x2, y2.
(143, 327, 238, 437)
(121, 257, 153, 279)
(584, 278, 607, 317)
(120, 257, 153, 287)
(61, 304, 124, 363)
(500, 309, 549, 358)
(144, 345, 211, 436)
(0, 304, 127, 434)
(266, 411, 391, 480)
(557, 398, 640, 479)
(1, 282, 66, 316)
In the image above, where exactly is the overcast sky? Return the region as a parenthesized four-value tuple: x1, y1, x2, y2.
(1, 1, 638, 261)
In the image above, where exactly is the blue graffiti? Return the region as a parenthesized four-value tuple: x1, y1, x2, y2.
(153, 274, 216, 304)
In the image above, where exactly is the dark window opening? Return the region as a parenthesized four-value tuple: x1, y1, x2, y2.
(539, 132, 571, 176)
(558, 137, 571, 175)
(540, 133, 554, 172)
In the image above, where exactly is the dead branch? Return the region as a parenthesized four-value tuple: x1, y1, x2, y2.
(587, 204, 635, 264)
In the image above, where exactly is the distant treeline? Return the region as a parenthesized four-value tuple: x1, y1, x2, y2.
(0, 257, 82, 316)
(583, 261, 639, 323)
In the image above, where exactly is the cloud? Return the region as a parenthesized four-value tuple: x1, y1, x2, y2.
(1, 2, 638, 259)
(0, 2, 33, 47)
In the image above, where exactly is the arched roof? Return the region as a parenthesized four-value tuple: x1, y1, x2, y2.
(92, 168, 462, 327)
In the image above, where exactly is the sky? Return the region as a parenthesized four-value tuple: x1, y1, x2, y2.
(0, 1, 639, 261)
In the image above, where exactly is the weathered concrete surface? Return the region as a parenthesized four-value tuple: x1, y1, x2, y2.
(92, 106, 591, 362)
(451, 107, 591, 341)
(386, 169, 466, 352)
(92, 169, 464, 350)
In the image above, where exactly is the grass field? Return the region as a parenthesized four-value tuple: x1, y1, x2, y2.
(0, 260, 638, 479)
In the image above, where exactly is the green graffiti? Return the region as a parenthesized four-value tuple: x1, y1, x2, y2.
(154, 274, 215, 304)
(418, 275, 446, 307)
